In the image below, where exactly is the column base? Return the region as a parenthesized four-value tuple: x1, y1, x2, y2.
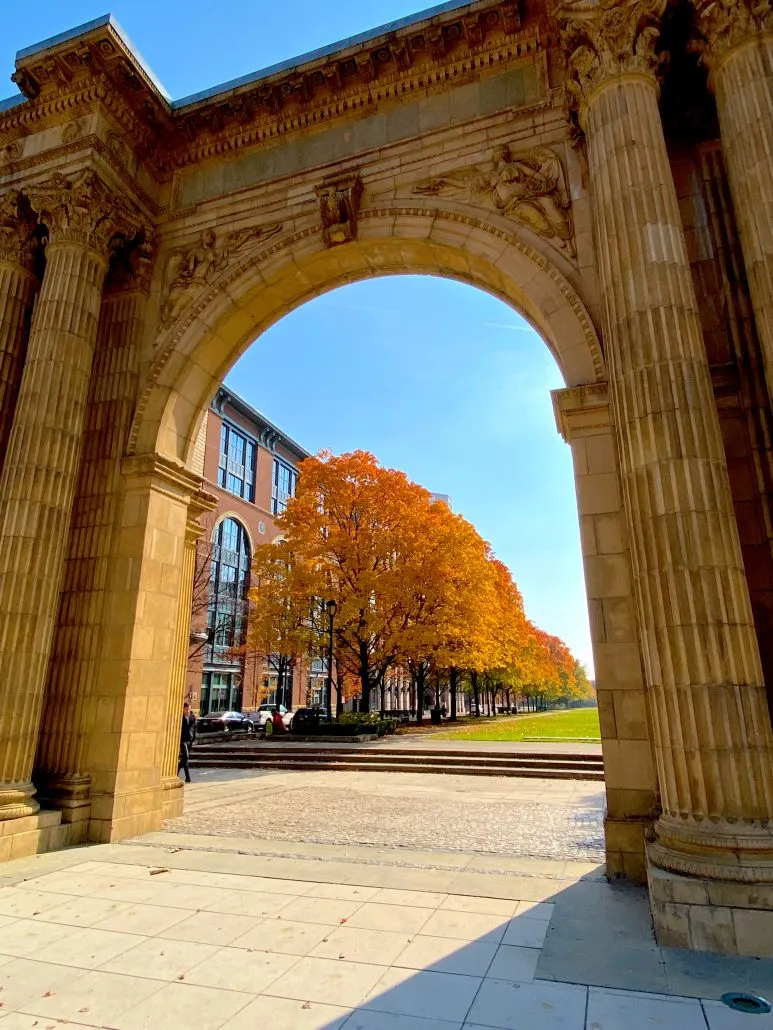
(650, 815, 773, 884)
(648, 852, 773, 956)
(34, 774, 91, 822)
(88, 785, 165, 844)
(0, 782, 39, 821)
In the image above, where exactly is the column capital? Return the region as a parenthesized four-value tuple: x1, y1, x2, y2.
(0, 188, 38, 274)
(555, 0, 667, 122)
(25, 170, 142, 259)
(693, 0, 773, 74)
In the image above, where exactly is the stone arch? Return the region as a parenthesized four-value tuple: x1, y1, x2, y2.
(130, 206, 604, 465)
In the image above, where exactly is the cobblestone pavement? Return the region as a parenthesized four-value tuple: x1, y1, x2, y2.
(166, 770, 606, 863)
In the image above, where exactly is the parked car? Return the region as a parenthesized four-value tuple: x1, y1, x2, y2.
(196, 711, 255, 734)
(247, 704, 294, 732)
(291, 706, 329, 732)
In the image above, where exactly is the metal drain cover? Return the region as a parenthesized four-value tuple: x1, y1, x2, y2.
(721, 992, 772, 1015)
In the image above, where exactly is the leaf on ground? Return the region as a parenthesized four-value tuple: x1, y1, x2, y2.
(301, 1002, 311, 1009)
(43, 991, 54, 997)
(339, 918, 348, 924)
(149, 867, 169, 876)
(177, 974, 185, 981)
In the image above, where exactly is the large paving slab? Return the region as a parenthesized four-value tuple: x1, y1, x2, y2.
(0, 825, 772, 1030)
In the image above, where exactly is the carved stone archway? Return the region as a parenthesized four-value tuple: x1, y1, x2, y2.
(2, 0, 773, 956)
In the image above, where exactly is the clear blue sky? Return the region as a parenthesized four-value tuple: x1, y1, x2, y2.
(3, 3, 594, 674)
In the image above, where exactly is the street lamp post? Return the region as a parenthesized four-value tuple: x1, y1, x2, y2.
(325, 599, 337, 722)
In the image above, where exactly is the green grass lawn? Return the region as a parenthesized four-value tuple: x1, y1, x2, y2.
(433, 707, 600, 742)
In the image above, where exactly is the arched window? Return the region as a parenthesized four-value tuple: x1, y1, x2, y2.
(202, 518, 251, 713)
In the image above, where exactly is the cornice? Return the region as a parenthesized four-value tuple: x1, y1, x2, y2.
(1, 1, 557, 178)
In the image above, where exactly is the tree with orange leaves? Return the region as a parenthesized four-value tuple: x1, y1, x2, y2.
(277, 450, 453, 711)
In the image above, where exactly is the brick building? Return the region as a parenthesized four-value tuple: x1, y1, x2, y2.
(186, 386, 315, 715)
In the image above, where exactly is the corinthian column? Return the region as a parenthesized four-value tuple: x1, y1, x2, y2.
(34, 238, 152, 820)
(0, 171, 140, 821)
(693, 1, 773, 406)
(0, 190, 38, 473)
(557, 0, 773, 886)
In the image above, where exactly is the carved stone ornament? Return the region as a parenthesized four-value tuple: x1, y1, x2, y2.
(693, 0, 773, 70)
(414, 145, 575, 256)
(315, 175, 363, 247)
(0, 140, 24, 165)
(554, 0, 667, 122)
(106, 231, 154, 294)
(0, 188, 39, 272)
(25, 170, 142, 256)
(161, 221, 283, 327)
(61, 117, 87, 144)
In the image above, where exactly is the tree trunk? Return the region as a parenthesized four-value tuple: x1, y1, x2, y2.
(449, 667, 458, 722)
(471, 670, 480, 717)
(416, 664, 427, 724)
(359, 648, 371, 713)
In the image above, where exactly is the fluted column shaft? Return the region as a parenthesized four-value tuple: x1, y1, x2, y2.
(0, 238, 106, 819)
(695, 7, 773, 406)
(0, 170, 140, 821)
(558, 0, 773, 880)
(34, 277, 147, 814)
(0, 190, 38, 475)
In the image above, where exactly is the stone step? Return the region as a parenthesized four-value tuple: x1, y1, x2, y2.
(193, 745, 603, 765)
(189, 752, 605, 780)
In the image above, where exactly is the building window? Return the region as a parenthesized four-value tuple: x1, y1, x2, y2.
(272, 458, 298, 514)
(201, 671, 242, 715)
(218, 422, 256, 502)
(205, 517, 251, 672)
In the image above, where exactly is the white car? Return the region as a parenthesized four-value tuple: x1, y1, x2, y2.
(250, 704, 293, 731)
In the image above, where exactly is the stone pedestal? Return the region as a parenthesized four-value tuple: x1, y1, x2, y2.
(558, 0, 773, 952)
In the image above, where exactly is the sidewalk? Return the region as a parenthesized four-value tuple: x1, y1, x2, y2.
(1, 824, 772, 1028)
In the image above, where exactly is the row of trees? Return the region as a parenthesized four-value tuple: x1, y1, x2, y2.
(245, 450, 593, 716)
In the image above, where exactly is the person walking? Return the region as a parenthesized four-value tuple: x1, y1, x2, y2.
(178, 702, 195, 783)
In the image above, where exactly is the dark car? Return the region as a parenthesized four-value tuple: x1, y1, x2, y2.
(196, 711, 255, 734)
(291, 706, 328, 732)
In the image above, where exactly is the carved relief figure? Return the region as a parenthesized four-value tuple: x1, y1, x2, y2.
(315, 175, 363, 247)
(414, 144, 575, 256)
(161, 222, 283, 328)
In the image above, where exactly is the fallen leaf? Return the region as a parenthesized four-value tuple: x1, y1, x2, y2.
(301, 1002, 311, 1010)
(339, 918, 348, 924)
(43, 991, 54, 998)
(177, 974, 185, 981)
(338, 953, 345, 960)
(32, 911, 41, 916)
(78, 1007, 89, 1013)
(149, 868, 169, 876)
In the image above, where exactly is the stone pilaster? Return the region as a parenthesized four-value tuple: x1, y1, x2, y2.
(160, 490, 216, 819)
(0, 171, 140, 821)
(34, 239, 152, 820)
(693, 1, 773, 407)
(0, 190, 38, 474)
(557, 0, 773, 891)
(554, 384, 656, 884)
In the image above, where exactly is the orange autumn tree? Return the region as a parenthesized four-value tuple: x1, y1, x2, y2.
(277, 450, 449, 711)
(243, 539, 314, 709)
(397, 504, 497, 721)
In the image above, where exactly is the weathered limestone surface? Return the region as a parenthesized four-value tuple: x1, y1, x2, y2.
(0, 190, 37, 475)
(554, 384, 656, 885)
(34, 247, 151, 819)
(0, 171, 136, 821)
(558, 0, 773, 887)
(694, 1, 773, 406)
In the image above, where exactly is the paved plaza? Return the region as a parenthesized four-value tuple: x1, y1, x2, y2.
(1, 769, 773, 1029)
(168, 769, 607, 863)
